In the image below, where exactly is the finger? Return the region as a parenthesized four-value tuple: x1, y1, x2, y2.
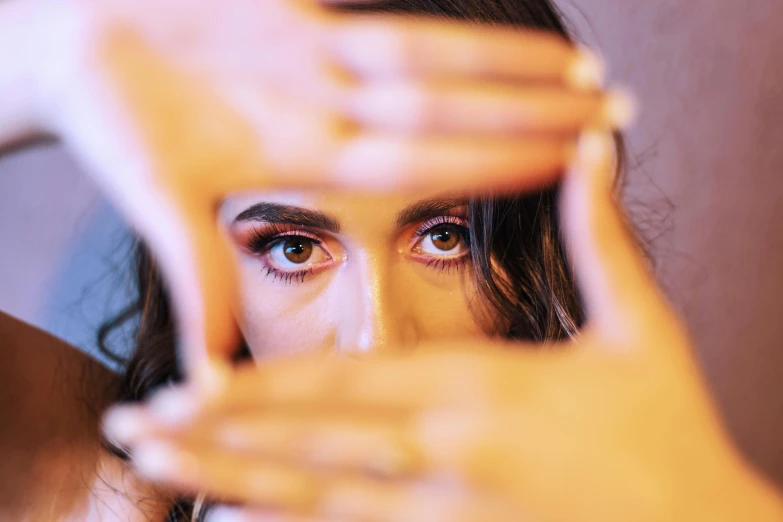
(203, 415, 420, 478)
(561, 130, 671, 344)
(326, 134, 573, 193)
(131, 439, 318, 509)
(324, 16, 604, 89)
(185, 343, 543, 417)
(205, 99, 574, 195)
(317, 478, 521, 522)
(209, 489, 518, 522)
(207, 506, 326, 522)
(99, 27, 247, 371)
(207, 349, 524, 410)
(169, 206, 243, 373)
(154, 439, 518, 522)
(341, 82, 633, 135)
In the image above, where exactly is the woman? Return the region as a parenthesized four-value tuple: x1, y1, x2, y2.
(0, 1, 780, 522)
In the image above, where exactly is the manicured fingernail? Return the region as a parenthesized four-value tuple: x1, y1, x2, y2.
(148, 388, 198, 426)
(206, 507, 246, 522)
(575, 131, 617, 187)
(567, 47, 605, 90)
(577, 131, 613, 167)
(603, 89, 638, 128)
(209, 508, 280, 522)
(103, 407, 147, 444)
(133, 441, 198, 481)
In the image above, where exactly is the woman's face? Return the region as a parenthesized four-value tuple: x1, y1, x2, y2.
(221, 191, 496, 359)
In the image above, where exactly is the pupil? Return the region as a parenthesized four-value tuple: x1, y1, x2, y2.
(432, 226, 459, 251)
(283, 238, 313, 263)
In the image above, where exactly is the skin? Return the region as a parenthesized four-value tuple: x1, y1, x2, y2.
(0, 0, 612, 519)
(5, 0, 780, 521)
(220, 190, 493, 359)
(111, 137, 783, 522)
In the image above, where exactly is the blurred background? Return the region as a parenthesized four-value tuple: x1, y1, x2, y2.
(1, 0, 782, 485)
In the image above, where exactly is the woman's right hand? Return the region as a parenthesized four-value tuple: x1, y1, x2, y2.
(10, 0, 624, 373)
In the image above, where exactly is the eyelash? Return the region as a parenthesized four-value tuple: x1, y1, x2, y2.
(243, 215, 472, 284)
(413, 215, 471, 242)
(412, 215, 472, 272)
(245, 225, 325, 284)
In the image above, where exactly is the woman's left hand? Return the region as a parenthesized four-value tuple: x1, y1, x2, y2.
(104, 132, 783, 522)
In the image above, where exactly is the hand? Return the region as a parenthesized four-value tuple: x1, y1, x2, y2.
(105, 133, 783, 521)
(15, 0, 619, 373)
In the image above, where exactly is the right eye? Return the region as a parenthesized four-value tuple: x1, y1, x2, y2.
(266, 235, 332, 271)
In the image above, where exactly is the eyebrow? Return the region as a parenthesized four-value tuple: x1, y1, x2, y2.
(233, 203, 341, 233)
(395, 198, 468, 229)
(233, 198, 467, 233)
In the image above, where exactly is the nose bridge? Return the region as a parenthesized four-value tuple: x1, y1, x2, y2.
(338, 250, 411, 355)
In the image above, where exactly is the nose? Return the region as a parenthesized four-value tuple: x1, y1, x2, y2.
(335, 250, 415, 355)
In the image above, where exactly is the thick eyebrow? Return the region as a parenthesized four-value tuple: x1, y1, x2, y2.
(233, 203, 341, 233)
(395, 198, 469, 229)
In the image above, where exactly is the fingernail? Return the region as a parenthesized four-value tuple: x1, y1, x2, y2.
(133, 441, 198, 481)
(566, 47, 605, 90)
(148, 388, 199, 426)
(103, 407, 147, 444)
(577, 131, 613, 168)
(209, 508, 279, 522)
(207, 507, 246, 522)
(575, 131, 617, 187)
(603, 89, 638, 129)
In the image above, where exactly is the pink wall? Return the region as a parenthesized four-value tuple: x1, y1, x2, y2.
(1, 1, 782, 484)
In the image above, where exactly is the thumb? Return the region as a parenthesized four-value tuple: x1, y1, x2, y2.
(133, 193, 240, 382)
(561, 131, 667, 346)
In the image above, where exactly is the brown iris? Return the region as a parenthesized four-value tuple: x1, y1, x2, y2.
(430, 226, 461, 251)
(283, 237, 313, 264)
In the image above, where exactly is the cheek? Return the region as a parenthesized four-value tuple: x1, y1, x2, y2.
(234, 257, 338, 359)
(399, 265, 493, 341)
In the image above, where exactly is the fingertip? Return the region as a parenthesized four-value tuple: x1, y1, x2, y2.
(133, 440, 199, 481)
(603, 88, 638, 130)
(575, 130, 615, 175)
(207, 506, 246, 522)
(566, 46, 606, 91)
(208, 507, 280, 522)
(147, 387, 199, 426)
(103, 406, 149, 445)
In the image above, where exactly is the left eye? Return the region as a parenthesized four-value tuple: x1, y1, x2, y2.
(414, 225, 469, 256)
(267, 236, 331, 270)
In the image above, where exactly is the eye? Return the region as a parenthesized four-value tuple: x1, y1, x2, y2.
(267, 235, 332, 271)
(412, 221, 470, 258)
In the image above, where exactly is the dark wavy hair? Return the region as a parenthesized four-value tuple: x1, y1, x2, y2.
(97, 1, 626, 520)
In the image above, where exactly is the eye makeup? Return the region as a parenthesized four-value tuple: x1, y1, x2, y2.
(408, 214, 472, 272)
(238, 223, 336, 284)
(230, 207, 473, 285)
